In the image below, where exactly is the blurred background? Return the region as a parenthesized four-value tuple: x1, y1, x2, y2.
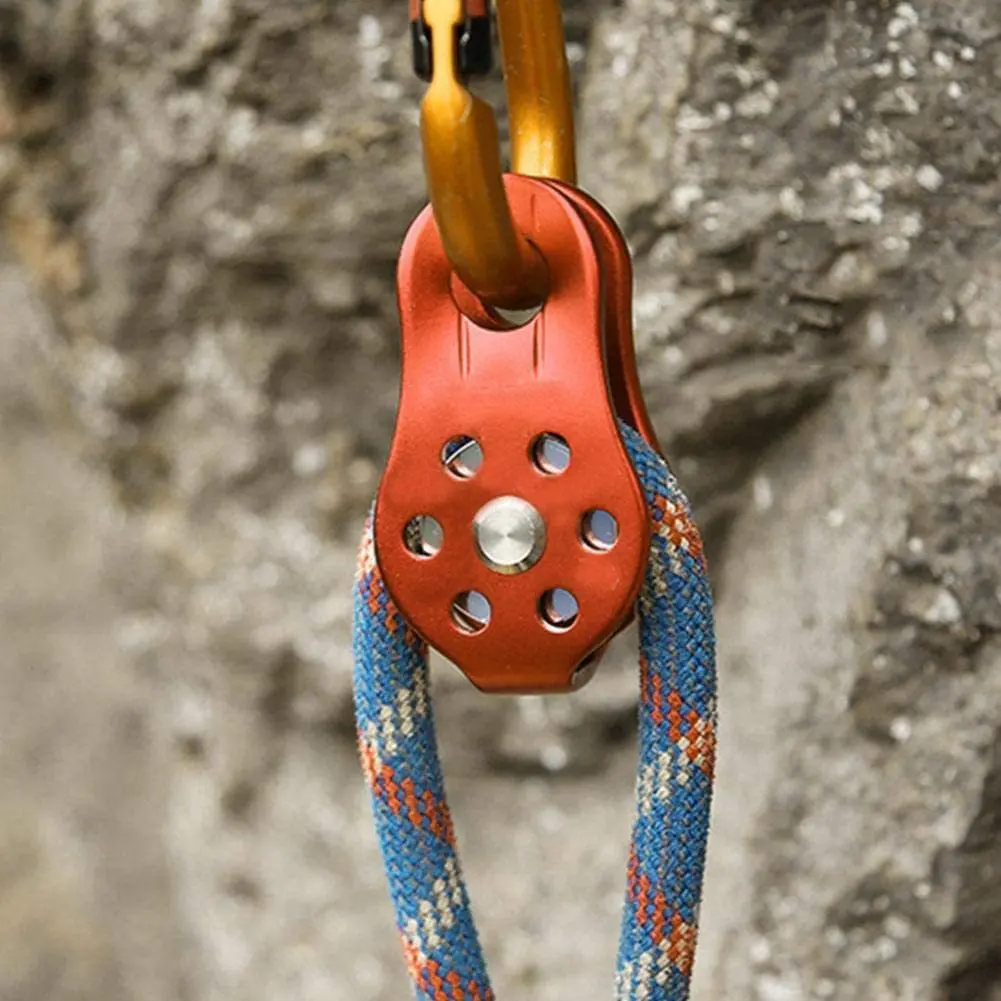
(2, 1, 1001, 999)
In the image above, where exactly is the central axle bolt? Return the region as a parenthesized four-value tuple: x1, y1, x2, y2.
(473, 496, 546, 574)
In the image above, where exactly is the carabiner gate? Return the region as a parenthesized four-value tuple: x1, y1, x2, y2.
(409, 0, 493, 81)
(414, 0, 577, 311)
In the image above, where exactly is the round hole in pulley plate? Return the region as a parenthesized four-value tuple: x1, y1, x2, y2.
(403, 515, 444, 558)
(538, 588, 580, 632)
(531, 432, 571, 475)
(493, 303, 543, 328)
(580, 509, 619, 552)
(442, 436, 483, 479)
(451, 591, 492, 635)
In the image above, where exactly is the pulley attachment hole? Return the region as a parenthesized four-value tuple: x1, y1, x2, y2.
(581, 509, 619, 552)
(403, 515, 444, 558)
(531, 433, 571, 475)
(539, 588, 579, 632)
(442, 436, 483, 479)
(493, 304, 543, 328)
(451, 591, 492, 635)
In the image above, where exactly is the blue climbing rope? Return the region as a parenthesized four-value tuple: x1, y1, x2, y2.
(353, 422, 716, 999)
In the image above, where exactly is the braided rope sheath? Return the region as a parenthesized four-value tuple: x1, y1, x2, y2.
(353, 423, 716, 1000)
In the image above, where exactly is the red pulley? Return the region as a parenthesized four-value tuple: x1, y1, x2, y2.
(374, 174, 654, 693)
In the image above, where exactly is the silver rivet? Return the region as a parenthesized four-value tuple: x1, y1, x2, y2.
(473, 496, 546, 574)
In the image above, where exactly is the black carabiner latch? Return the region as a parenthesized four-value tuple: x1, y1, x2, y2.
(410, 0, 493, 82)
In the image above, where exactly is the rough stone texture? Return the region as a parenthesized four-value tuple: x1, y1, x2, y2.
(0, 262, 181, 1001)
(0, 0, 999, 999)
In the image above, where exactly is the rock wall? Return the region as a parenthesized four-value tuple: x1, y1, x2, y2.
(0, 1, 998, 999)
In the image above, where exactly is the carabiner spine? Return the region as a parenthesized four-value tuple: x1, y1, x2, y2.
(495, 0, 577, 184)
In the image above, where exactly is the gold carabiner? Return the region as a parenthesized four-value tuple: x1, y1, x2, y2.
(418, 0, 576, 311)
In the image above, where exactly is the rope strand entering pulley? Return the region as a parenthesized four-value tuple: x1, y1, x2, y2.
(353, 423, 717, 1000)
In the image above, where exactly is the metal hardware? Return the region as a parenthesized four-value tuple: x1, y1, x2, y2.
(473, 495, 546, 574)
(417, 0, 575, 309)
(409, 0, 492, 81)
(375, 176, 649, 693)
(543, 179, 663, 456)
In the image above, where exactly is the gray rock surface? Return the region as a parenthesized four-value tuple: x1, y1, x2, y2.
(0, 0, 999, 999)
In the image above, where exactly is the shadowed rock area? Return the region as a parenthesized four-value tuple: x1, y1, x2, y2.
(0, 0, 999, 998)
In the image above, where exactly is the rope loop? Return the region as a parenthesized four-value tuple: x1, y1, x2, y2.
(353, 422, 716, 1000)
